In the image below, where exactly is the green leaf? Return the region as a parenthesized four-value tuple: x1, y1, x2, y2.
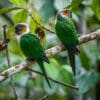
(43, 59, 60, 94)
(40, 0, 55, 22)
(92, 0, 100, 21)
(29, 12, 46, 46)
(6, 27, 14, 39)
(13, 9, 28, 24)
(30, 59, 59, 94)
(14, 71, 28, 86)
(30, 12, 42, 33)
(9, 0, 26, 6)
(43, 78, 57, 95)
(55, 0, 70, 10)
(6, 26, 24, 57)
(97, 73, 100, 83)
(9, 39, 25, 57)
(76, 70, 97, 94)
(24, 0, 30, 3)
(0, 7, 22, 14)
(56, 65, 73, 93)
(79, 46, 91, 70)
(64, 0, 83, 9)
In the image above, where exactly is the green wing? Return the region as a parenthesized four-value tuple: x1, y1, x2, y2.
(20, 32, 51, 87)
(55, 18, 78, 45)
(55, 18, 79, 75)
(20, 32, 46, 60)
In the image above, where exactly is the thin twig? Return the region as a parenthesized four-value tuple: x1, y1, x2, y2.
(3, 25, 18, 100)
(27, 68, 79, 90)
(29, 12, 55, 33)
(40, 94, 48, 100)
(0, 39, 10, 51)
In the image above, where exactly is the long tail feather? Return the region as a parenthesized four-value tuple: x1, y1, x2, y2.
(68, 50, 76, 75)
(67, 45, 79, 75)
(37, 60, 51, 88)
(41, 56, 50, 64)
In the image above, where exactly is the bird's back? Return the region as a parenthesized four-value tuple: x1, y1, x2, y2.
(20, 33, 45, 59)
(55, 18, 78, 46)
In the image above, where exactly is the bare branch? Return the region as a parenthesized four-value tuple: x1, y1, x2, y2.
(27, 68, 79, 90)
(79, 29, 100, 44)
(0, 29, 100, 88)
(40, 94, 48, 100)
(0, 39, 10, 51)
(3, 25, 18, 99)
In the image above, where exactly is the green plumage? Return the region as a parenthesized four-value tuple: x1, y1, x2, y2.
(55, 12, 79, 75)
(20, 32, 51, 87)
(55, 16, 78, 45)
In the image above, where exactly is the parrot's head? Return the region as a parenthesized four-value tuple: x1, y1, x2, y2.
(15, 23, 30, 41)
(57, 9, 72, 19)
(15, 23, 29, 36)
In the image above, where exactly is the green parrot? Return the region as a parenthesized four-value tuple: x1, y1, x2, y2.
(55, 10, 79, 75)
(15, 23, 51, 87)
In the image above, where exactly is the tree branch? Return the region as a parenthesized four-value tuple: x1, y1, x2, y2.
(27, 68, 79, 90)
(0, 39, 10, 51)
(0, 29, 100, 87)
(29, 12, 55, 33)
(79, 29, 100, 44)
(3, 25, 18, 99)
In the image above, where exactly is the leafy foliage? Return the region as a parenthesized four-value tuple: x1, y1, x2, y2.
(76, 70, 97, 94)
(29, 12, 46, 46)
(0, 0, 100, 99)
(40, 0, 55, 22)
(13, 9, 28, 24)
(79, 46, 91, 70)
(64, 0, 83, 9)
(9, 0, 27, 6)
(0, 7, 22, 14)
(92, 0, 100, 21)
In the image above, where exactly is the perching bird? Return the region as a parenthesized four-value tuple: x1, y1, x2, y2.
(55, 9, 79, 75)
(15, 23, 51, 87)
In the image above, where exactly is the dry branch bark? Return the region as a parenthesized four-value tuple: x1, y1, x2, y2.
(0, 29, 100, 82)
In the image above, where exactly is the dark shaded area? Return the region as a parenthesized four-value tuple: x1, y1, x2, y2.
(96, 60, 100, 100)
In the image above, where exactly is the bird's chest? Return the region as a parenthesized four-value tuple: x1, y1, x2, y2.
(56, 21, 70, 38)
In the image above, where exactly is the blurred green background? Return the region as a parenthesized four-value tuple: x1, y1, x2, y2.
(0, 0, 100, 100)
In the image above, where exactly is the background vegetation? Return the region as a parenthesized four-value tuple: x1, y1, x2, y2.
(0, 0, 100, 100)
